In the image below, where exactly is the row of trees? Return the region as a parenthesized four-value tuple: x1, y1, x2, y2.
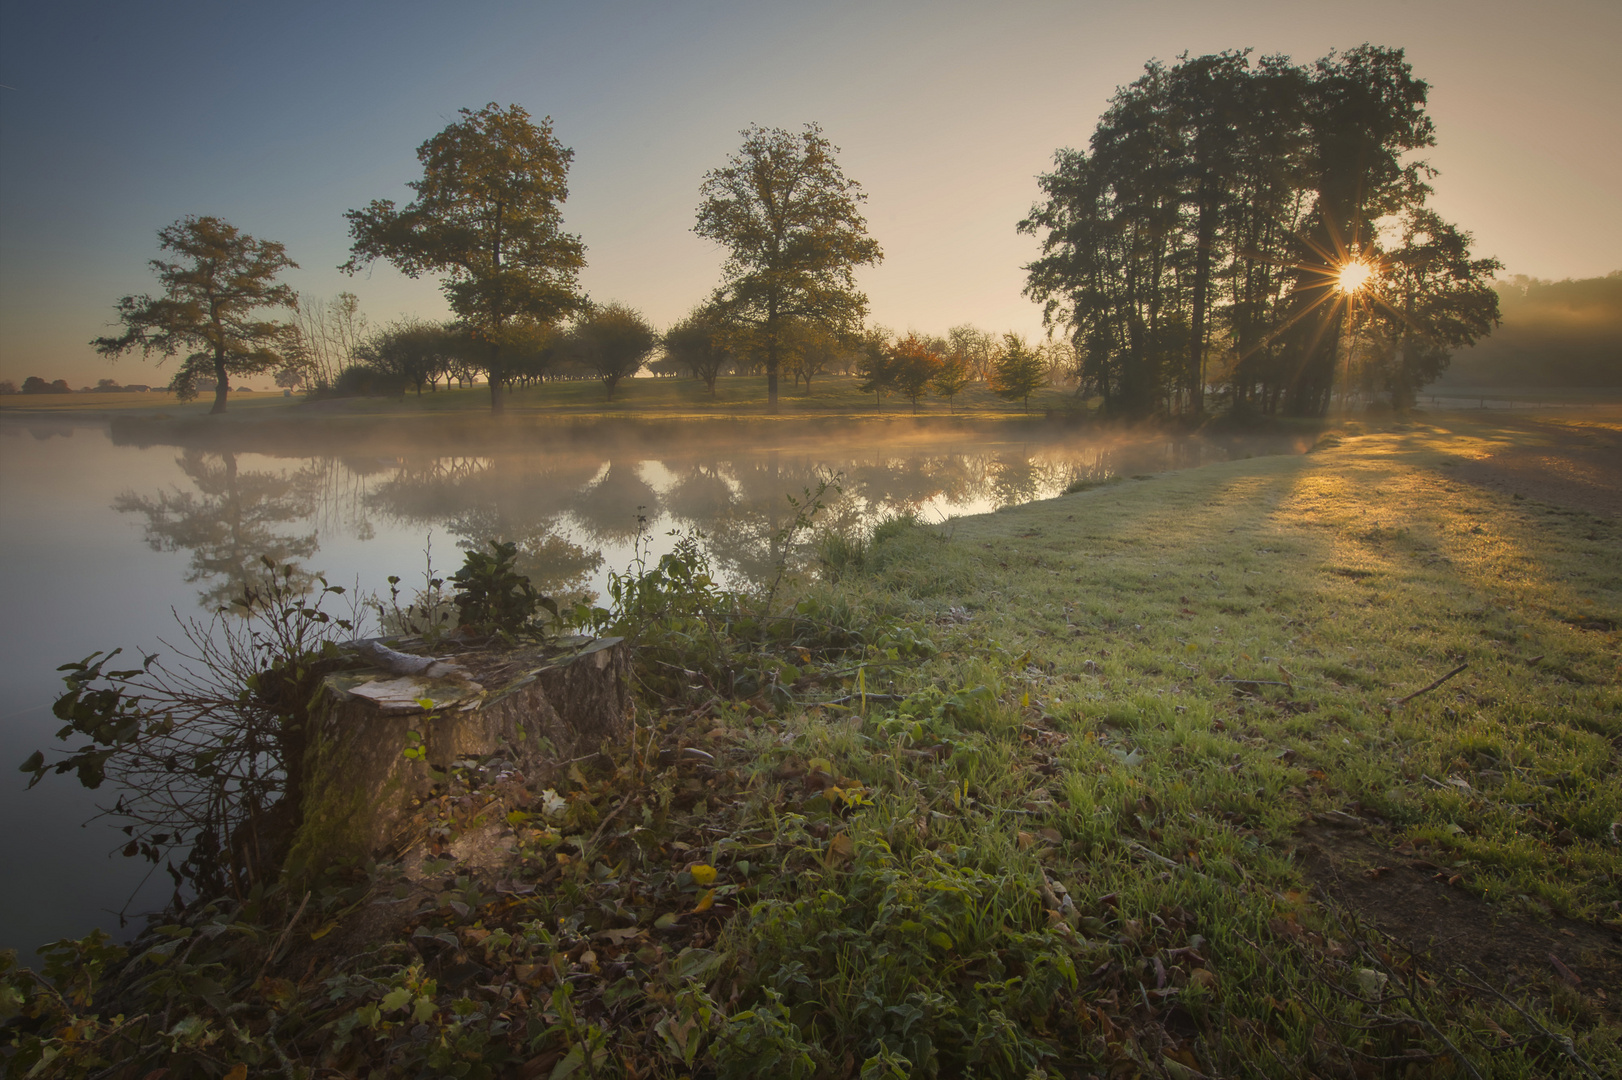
(3, 378, 164, 394)
(92, 108, 889, 415)
(290, 302, 659, 401)
(1021, 46, 1500, 416)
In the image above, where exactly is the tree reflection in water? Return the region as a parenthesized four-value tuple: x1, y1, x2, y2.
(109, 423, 1282, 613)
(367, 454, 605, 600)
(114, 449, 320, 609)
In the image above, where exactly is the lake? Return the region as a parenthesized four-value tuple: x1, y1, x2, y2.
(0, 413, 1305, 958)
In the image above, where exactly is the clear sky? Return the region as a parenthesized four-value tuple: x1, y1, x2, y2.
(2, 0, 1618, 388)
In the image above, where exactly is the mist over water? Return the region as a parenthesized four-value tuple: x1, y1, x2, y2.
(0, 415, 1303, 957)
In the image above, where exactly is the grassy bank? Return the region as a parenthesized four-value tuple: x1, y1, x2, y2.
(4, 411, 1618, 1078)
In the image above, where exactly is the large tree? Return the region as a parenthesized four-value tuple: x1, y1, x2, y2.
(342, 103, 586, 412)
(93, 216, 297, 414)
(1023, 47, 1492, 418)
(694, 123, 883, 411)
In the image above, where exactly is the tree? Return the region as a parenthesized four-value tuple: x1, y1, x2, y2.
(0, 380, 16, 395)
(92, 216, 297, 414)
(499, 318, 563, 388)
(783, 317, 841, 394)
(360, 318, 460, 395)
(1022, 47, 1489, 418)
(1278, 45, 1438, 415)
(933, 351, 973, 412)
(854, 326, 895, 404)
(694, 123, 883, 411)
(21, 376, 49, 393)
(1363, 209, 1500, 408)
(286, 291, 368, 391)
(571, 302, 657, 400)
(663, 305, 733, 394)
(992, 334, 1046, 412)
(343, 103, 586, 413)
(947, 325, 999, 382)
(889, 333, 943, 413)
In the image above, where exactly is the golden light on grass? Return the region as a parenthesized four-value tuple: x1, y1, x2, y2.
(1337, 258, 1373, 294)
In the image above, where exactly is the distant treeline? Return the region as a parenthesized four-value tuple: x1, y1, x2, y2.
(0, 377, 248, 395)
(1437, 272, 1622, 387)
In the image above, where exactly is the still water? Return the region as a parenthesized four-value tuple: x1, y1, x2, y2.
(0, 414, 1301, 957)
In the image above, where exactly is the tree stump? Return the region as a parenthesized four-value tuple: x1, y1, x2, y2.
(284, 636, 631, 877)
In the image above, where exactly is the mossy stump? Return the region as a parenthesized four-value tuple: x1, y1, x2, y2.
(285, 636, 631, 877)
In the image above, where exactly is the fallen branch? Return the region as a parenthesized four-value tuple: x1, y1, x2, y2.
(354, 639, 471, 680)
(1387, 663, 1467, 710)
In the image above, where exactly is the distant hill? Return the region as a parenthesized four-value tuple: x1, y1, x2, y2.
(1437, 272, 1622, 388)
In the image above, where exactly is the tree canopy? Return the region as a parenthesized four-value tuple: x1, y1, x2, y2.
(663, 306, 735, 394)
(571, 302, 657, 400)
(991, 333, 1046, 412)
(1021, 46, 1498, 417)
(92, 216, 298, 414)
(342, 103, 586, 412)
(694, 123, 882, 411)
(888, 333, 944, 413)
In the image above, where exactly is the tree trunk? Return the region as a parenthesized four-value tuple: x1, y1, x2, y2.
(211, 353, 229, 414)
(285, 636, 631, 879)
(1188, 195, 1216, 416)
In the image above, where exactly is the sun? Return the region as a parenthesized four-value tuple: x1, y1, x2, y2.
(1337, 259, 1373, 294)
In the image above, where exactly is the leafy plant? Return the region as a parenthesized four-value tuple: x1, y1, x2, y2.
(19, 559, 364, 899)
(449, 540, 557, 637)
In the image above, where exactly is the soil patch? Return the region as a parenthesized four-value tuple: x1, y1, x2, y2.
(1296, 820, 1622, 1025)
(1447, 414, 1622, 518)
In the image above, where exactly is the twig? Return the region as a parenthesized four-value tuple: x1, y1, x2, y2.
(1387, 663, 1467, 710)
(819, 693, 905, 706)
(256, 890, 311, 982)
(1450, 963, 1607, 1080)
(583, 790, 638, 857)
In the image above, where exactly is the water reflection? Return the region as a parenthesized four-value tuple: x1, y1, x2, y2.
(106, 420, 1301, 610)
(115, 450, 321, 608)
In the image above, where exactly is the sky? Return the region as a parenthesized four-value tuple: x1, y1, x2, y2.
(1, 0, 1618, 388)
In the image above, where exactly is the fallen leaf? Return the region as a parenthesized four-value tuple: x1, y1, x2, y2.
(692, 889, 716, 913)
(222, 1067, 247, 1080)
(1549, 954, 1581, 986)
(1017, 830, 1035, 850)
(1356, 968, 1389, 997)
(688, 863, 717, 886)
(828, 833, 855, 862)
